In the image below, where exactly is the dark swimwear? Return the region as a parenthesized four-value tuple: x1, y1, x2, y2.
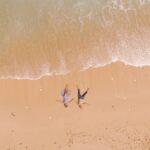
(78, 88, 88, 100)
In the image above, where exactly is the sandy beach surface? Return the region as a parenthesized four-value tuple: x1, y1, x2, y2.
(0, 0, 150, 149)
(1, 62, 150, 150)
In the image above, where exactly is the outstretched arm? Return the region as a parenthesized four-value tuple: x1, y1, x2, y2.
(68, 98, 74, 103)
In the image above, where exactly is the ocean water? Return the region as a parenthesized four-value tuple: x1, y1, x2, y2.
(0, 0, 150, 79)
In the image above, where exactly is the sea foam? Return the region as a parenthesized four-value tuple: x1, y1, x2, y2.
(0, 0, 150, 79)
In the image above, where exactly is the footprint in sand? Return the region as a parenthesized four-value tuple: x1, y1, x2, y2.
(11, 112, 15, 117)
(18, 142, 23, 146)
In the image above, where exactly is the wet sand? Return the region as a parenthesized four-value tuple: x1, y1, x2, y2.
(1, 62, 150, 150)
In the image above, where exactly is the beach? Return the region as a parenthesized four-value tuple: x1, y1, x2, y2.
(0, 0, 150, 149)
(1, 62, 150, 150)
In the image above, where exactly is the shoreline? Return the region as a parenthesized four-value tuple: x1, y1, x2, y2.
(1, 62, 150, 150)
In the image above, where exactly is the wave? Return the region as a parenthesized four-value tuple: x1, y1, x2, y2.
(0, 0, 150, 79)
(0, 59, 149, 80)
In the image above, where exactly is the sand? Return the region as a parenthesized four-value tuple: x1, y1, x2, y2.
(1, 62, 150, 150)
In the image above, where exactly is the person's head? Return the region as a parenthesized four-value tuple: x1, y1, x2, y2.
(78, 103, 82, 109)
(64, 103, 68, 108)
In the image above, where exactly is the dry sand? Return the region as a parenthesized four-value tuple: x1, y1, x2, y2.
(1, 62, 150, 150)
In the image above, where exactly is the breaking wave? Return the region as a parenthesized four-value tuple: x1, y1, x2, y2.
(0, 0, 150, 79)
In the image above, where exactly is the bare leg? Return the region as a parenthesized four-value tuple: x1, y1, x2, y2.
(81, 88, 89, 98)
(78, 88, 81, 104)
(82, 102, 89, 105)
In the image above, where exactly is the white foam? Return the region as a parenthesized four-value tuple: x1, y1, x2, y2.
(0, 58, 149, 80)
(0, 0, 150, 80)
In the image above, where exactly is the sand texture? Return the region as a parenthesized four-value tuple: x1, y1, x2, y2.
(1, 62, 150, 150)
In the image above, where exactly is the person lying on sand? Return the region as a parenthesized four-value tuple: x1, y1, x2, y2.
(77, 86, 89, 108)
(60, 84, 73, 107)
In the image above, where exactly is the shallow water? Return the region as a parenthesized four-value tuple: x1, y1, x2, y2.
(0, 0, 150, 79)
